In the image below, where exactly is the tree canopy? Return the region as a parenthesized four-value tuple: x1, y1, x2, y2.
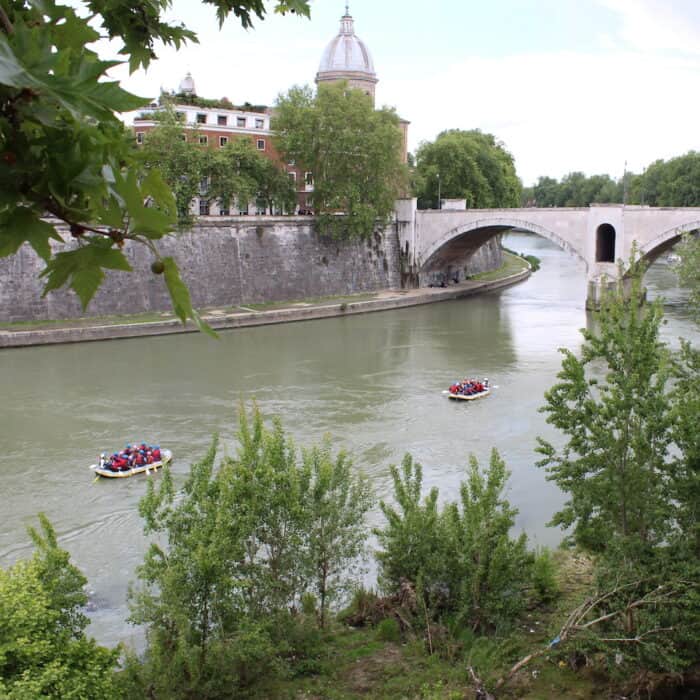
(522, 151, 700, 208)
(139, 107, 296, 225)
(0, 0, 310, 331)
(0, 515, 120, 698)
(413, 129, 521, 209)
(127, 404, 372, 696)
(273, 82, 408, 239)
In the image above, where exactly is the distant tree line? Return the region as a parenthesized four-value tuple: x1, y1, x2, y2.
(522, 151, 700, 207)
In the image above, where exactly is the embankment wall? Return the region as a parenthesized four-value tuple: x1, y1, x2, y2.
(0, 216, 501, 322)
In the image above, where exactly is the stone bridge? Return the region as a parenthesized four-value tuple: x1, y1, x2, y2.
(395, 199, 700, 307)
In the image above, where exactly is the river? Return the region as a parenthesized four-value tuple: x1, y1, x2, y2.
(0, 232, 696, 649)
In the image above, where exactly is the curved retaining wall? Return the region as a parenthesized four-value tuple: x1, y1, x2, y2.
(0, 215, 504, 325)
(0, 217, 406, 323)
(0, 268, 529, 348)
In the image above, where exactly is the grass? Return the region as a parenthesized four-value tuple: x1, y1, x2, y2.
(244, 292, 379, 312)
(0, 293, 380, 331)
(470, 251, 530, 282)
(0, 311, 175, 331)
(255, 550, 603, 699)
(0, 254, 526, 332)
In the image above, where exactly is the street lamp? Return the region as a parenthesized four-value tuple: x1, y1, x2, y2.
(437, 172, 441, 210)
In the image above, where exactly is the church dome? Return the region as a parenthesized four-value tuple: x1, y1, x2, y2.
(316, 8, 378, 100)
(178, 72, 196, 95)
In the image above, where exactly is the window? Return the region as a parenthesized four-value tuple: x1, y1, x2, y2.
(175, 111, 185, 121)
(196, 113, 207, 124)
(136, 132, 144, 144)
(237, 116, 246, 127)
(287, 159, 296, 167)
(288, 171, 297, 183)
(199, 199, 210, 216)
(199, 177, 209, 195)
(199, 135, 208, 145)
(256, 139, 265, 151)
(305, 172, 314, 186)
(255, 118, 264, 129)
(256, 199, 266, 215)
(219, 136, 228, 147)
(217, 115, 227, 126)
(219, 205, 230, 216)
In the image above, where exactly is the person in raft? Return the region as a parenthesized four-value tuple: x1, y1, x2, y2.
(448, 378, 489, 395)
(100, 444, 162, 471)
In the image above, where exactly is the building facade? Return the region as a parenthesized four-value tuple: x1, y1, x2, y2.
(132, 8, 408, 213)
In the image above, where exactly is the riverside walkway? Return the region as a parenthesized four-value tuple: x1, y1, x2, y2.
(0, 261, 529, 348)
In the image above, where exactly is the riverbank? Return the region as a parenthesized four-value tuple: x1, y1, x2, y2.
(0, 254, 530, 348)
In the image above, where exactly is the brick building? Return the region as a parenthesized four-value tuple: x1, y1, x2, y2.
(132, 7, 408, 214)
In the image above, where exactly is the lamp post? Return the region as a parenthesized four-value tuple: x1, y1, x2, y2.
(437, 172, 441, 210)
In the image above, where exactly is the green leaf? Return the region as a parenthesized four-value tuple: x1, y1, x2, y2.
(162, 256, 216, 336)
(41, 240, 132, 309)
(0, 208, 62, 262)
(85, 80, 149, 114)
(0, 36, 44, 90)
(51, 11, 100, 50)
(141, 170, 176, 212)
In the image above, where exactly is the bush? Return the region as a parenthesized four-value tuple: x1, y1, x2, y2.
(375, 451, 533, 634)
(376, 617, 401, 642)
(532, 547, 560, 603)
(524, 254, 541, 271)
(338, 586, 383, 626)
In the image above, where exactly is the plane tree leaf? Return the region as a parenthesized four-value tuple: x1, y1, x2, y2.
(41, 239, 132, 309)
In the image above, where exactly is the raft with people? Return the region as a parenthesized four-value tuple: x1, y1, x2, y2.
(447, 377, 491, 401)
(90, 444, 172, 478)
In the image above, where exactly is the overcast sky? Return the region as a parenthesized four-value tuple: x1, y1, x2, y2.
(111, 0, 700, 186)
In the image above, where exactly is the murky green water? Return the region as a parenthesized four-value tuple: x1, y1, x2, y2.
(1, 233, 696, 648)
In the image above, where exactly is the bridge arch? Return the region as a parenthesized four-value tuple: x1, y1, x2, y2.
(419, 216, 588, 272)
(638, 220, 700, 265)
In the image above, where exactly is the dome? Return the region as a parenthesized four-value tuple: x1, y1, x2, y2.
(178, 72, 196, 96)
(316, 9, 378, 99)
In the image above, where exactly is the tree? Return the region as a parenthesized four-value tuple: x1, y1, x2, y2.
(374, 454, 445, 595)
(302, 441, 372, 627)
(677, 233, 700, 320)
(536, 263, 676, 556)
(413, 129, 521, 209)
(0, 0, 310, 331)
(140, 116, 297, 223)
(273, 82, 408, 239)
(129, 406, 372, 695)
(641, 152, 700, 206)
(129, 435, 280, 697)
(0, 514, 120, 698)
(138, 106, 205, 226)
(375, 451, 532, 633)
(446, 450, 531, 633)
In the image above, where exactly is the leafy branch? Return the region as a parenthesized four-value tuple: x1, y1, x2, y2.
(0, 0, 309, 333)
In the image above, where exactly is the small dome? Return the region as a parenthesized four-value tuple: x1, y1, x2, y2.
(317, 11, 376, 79)
(178, 72, 196, 95)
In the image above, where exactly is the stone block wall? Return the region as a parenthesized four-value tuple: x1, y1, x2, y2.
(0, 217, 403, 322)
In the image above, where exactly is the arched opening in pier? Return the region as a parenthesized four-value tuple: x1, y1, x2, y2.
(595, 223, 616, 262)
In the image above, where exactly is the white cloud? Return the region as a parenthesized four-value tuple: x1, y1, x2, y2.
(109, 0, 700, 186)
(383, 49, 700, 184)
(597, 0, 700, 54)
